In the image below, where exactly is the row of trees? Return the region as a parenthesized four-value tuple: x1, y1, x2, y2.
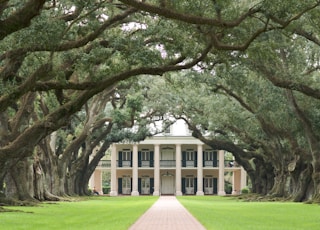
(1, 0, 320, 203)
(149, 14, 320, 201)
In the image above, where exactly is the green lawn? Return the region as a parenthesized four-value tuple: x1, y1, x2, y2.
(1, 196, 158, 230)
(177, 196, 320, 230)
(2, 196, 320, 230)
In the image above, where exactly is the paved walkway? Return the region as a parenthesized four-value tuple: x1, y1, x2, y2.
(129, 196, 206, 230)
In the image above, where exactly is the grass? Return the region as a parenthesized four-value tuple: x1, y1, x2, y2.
(1, 196, 158, 230)
(177, 196, 320, 230)
(2, 195, 320, 230)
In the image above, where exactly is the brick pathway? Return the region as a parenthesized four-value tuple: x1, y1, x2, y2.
(128, 196, 206, 230)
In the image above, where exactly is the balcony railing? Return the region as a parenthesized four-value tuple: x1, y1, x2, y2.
(182, 160, 197, 167)
(119, 160, 131, 167)
(203, 160, 219, 167)
(97, 160, 240, 169)
(160, 160, 176, 168)
(97, 160, 111, 168)
(139, 160, 154, 167)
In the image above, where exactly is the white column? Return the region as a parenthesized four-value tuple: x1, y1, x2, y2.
(218, 150, 226, 195)
(131, 144, 139, 196)
(92, 170, 103, 194)
(241, 167, 247, 190)
(110, 144, 118, 196)
(88, 175, 95, 191)
(232, 170, 237, 195)
(196, 144, 204, 195)
(175, 144, 182, 195)
(153, 144, 160, 196)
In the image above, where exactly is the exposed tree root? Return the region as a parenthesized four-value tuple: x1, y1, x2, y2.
(236, 193, 292, 202)
(0, 197, 39, 207)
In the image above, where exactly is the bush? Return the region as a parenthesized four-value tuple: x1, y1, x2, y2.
(102, 186, 110, 194)
(225, 183, 232, 194)
(241, 187, 250, 194)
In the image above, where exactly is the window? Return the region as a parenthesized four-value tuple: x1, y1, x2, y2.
(204, 178, 213, 188)
(122, 150, 131, 161)
(164, 126, 171, 134)
(186, 150, 194, 161)
(122, 176, 131, 188)
(163, 121, 172, 135)
(186, 178, 194, 188)
(204, 150, 216, 161)
(141, 150, 150, 161)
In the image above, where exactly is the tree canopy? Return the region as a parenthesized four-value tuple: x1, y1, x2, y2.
(1, 0, 320, 203)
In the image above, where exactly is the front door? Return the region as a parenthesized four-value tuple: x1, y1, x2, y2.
(161, 175, 174, 195)
(141, 177, 150, 195)
(122, 176, 131, 195)
(204, 178, 213, 194)
(185, 177, 194, 194)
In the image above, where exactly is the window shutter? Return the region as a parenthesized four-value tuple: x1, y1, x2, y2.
(138, 178, 142, 193)
(150, 151, 154, 167)
(118, 178, 122, 194)
(203, 151, 205, 167)
(182, 151, 186, 167)
(213, 151, 218, 167)
(150, 178, 154, 194)
(182, 178, 186, 194)
(118, 151, 122, 167)
(214, 178, 218, 194)
(203, 178, 205, 193)
(138, 151, 142, 167)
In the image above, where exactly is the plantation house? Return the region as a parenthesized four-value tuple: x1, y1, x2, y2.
(90, 120, 247, 195)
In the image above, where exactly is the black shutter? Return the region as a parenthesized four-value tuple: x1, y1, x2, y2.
(203, 178, 205, 193)
(203, 151, 205, 167)
(138, 178, 142, 194)
(118, 178, 122, 194)
(118, 151, 122, 167)
(182, 178, 186, 194)
(150, 151, 154, 167)
(213, 151, 218, 167)
(130, 151, 133, 167)
(182, 151, 186, 167)
(214, 178, 218, 194)
(138, 151, 142, 167)
(194, 178, 197, 194)
(150, 178, 154, 194)
(194, 151, 197, 167)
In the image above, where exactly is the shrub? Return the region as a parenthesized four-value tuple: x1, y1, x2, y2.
(102, 186, 110, 194)
(241, 187, 250, 194)
(225, 181, 232, 194)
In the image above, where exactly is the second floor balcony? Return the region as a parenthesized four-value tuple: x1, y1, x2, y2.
(160, 160, 176, 168)
(97, 159, 240, 169)
(204, 160, 218, 167)
(139, 160, 154, 167)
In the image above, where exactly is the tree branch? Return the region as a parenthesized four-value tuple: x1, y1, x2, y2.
(0, 0, 45, 40)
(119, 0, 261, 27)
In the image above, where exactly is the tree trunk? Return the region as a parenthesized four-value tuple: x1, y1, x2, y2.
(250, 158, 274, 195)
(312, 156, 320, 201)
(290, 162, 313, 202)
(33, 155, 61, 201)
(7, 158, 35, 201)
(57, 161, 68, 196)
(268, 170, 289, 197)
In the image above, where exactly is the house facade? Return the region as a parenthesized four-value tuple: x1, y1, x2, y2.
(90, 122, 247, 196)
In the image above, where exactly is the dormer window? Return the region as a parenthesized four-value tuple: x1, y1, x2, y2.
(162, 121, 172, 135)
